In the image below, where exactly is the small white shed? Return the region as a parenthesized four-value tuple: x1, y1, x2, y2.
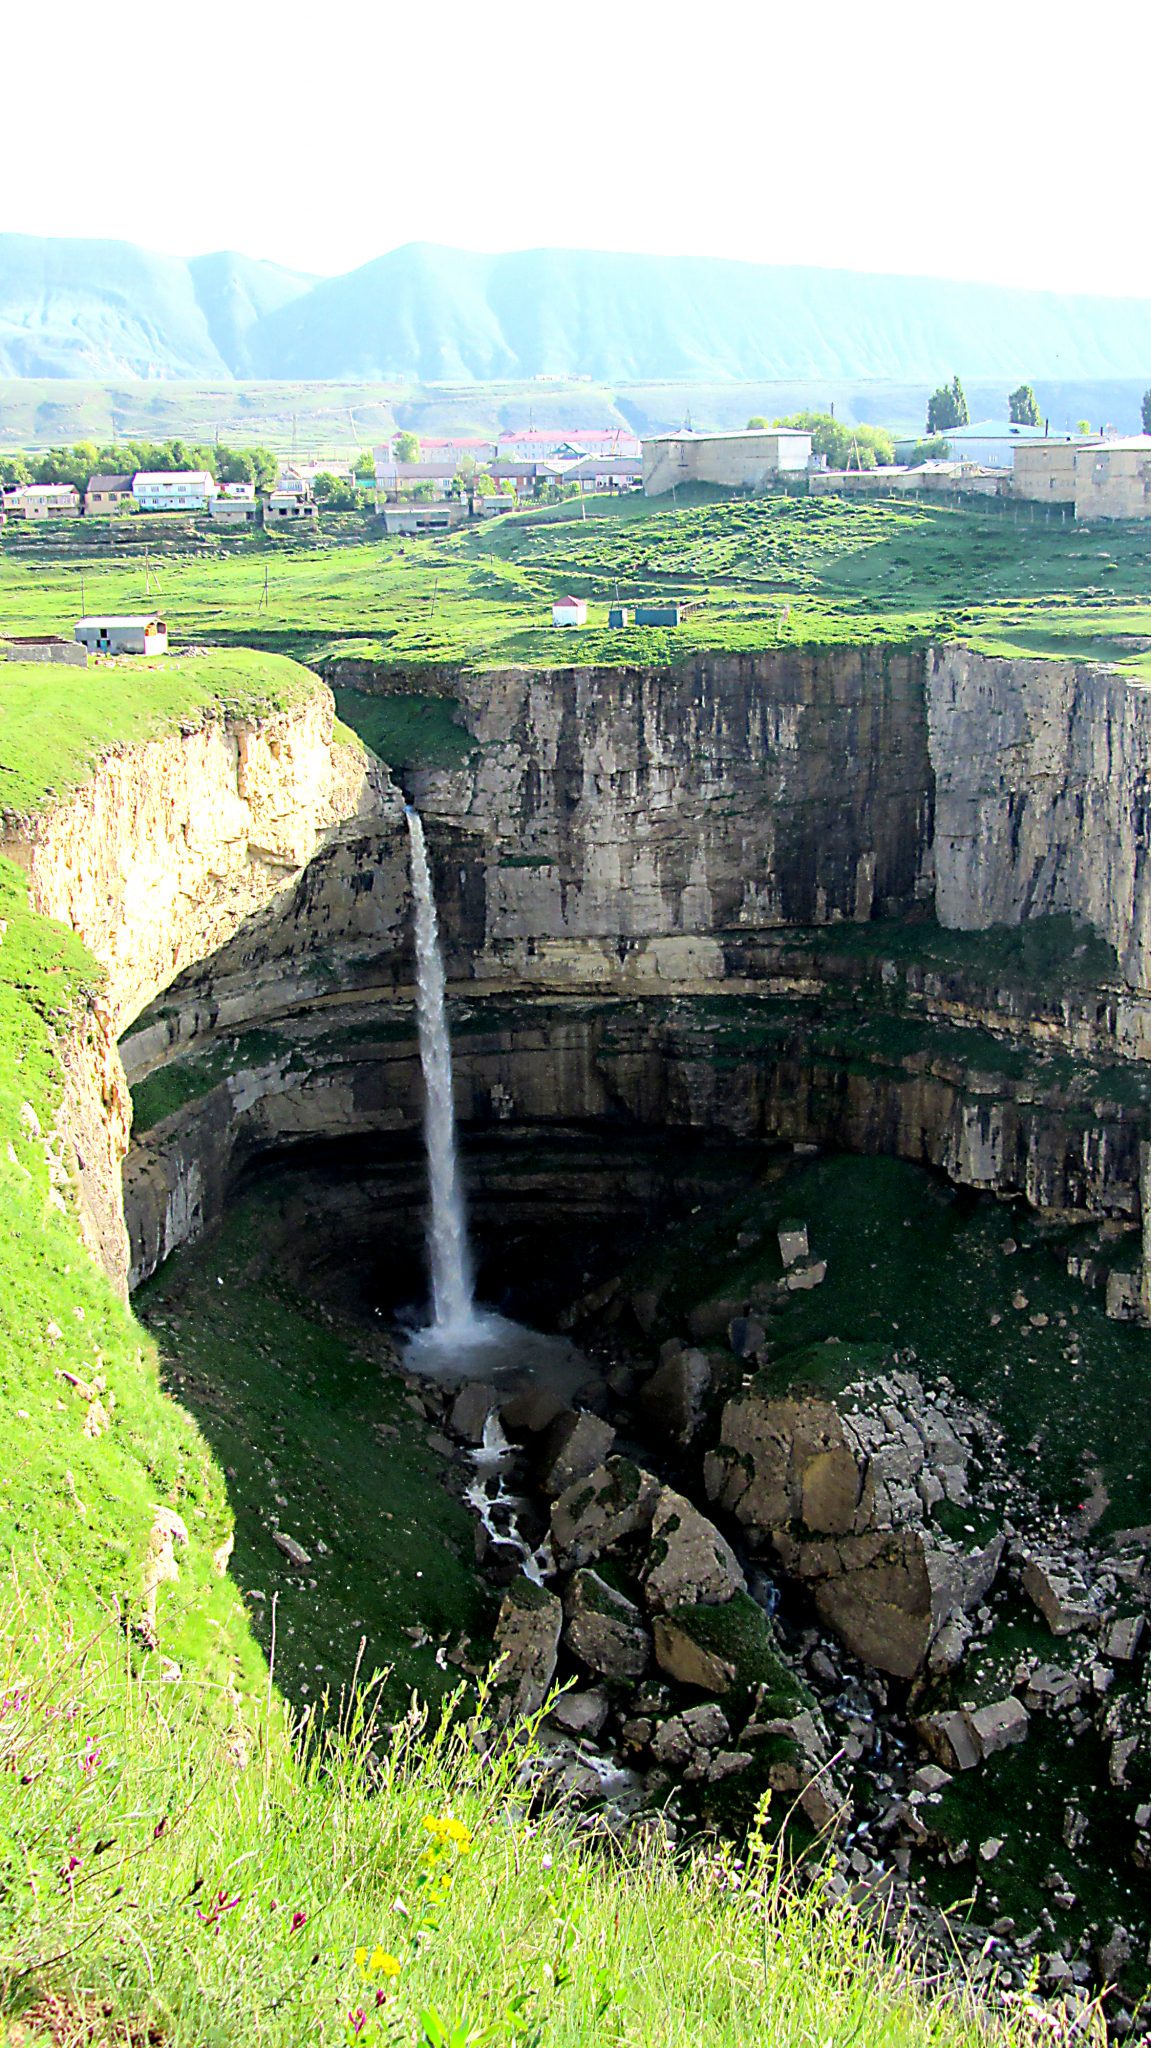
(74, 615, 168, 656)
(552, 595, 588, 628)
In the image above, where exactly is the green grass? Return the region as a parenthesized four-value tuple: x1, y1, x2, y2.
(0, 1591, 1038, 2048)
(0, 648, 334, 1671)
(0, 649, 321, 815)
(136, 1187, 493, 1719)
(5, 490, 1151, 677)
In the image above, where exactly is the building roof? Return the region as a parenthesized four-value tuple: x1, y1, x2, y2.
(553, 594, 587, 607)
(565, 454, 643, 477)
(944, 421, 1077, 444)
(642, 427, 812, 444)
(133, 470, 215, 487)
(1081, 436, 1151, 453)
(500, 428, 635, 444)
(75, 614, 165, 630)
(86, 474, 134, 492)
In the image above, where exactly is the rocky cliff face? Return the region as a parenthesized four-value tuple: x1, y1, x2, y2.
(119, 644, 1151, 1288)
(931, 646, 1151, 992)
(3, 689, 391, 1289)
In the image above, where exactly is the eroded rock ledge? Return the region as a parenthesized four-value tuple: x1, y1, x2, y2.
(2, 684, 393, 1288)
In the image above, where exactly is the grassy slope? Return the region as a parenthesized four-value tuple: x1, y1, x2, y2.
(4, 489, 1151, 682)
(0, 648, 318, 815)
(0, 649, 329, 1697)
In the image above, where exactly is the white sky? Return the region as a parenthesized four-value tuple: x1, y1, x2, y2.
(7, 0, 1151, 297)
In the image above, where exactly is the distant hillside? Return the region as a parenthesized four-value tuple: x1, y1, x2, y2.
(1, 234, 1151, 386)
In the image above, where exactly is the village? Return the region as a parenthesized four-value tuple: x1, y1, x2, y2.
(5, 416, 1151, 543)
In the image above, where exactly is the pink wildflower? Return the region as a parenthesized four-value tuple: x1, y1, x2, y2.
(291, 1908, 308, 1933)
(349, 2010, 367, 2038)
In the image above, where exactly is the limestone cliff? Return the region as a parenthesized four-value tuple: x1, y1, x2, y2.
(931, 646, 1151, 992)
(3, 688, 393, 1290)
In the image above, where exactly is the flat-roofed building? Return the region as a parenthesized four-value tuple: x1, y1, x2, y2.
(382, 501, 467, 535)
(1073, 438, 1151, 520)
(74, 614, 168, 655)
(133, 471, 217, 512)
(642, 428, 812, 496)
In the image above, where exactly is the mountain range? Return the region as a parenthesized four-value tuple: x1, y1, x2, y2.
(1, 234, 1150, 387)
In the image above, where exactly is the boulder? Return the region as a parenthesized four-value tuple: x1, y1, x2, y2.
(450, 1380, 499, 1445)
(551, 1688, 609, 1739)
(1105, 1616, 1144, 1662)
(652, 1592, 806, 1704)
(1022, 1556, 1101, 1636)
(705, 1373, 999, 1678)
(915, 1710, 981, 1773)
(499, 1383, 571, 1436)
(636, 1346, 712, 1445)
(563, 1569, 650, 1682)
(551, 1457, 660, 1569)
(728, 1315, 766, 1360)
(641, 1487, 746, 1614)
(653, 1617, 736, 1693)
(492, 1577, 563, 1719)
(651, 1703, 731, 1769)
(272, 1530, 311, 1569)
(538, 1411, 616, 1498)
(969, 1696, 1029, 1756)
(777, 1223, 810, 1269)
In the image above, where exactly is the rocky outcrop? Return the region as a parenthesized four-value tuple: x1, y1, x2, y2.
(931, 646, 1151, 992)
(2, 685, 391, 1290)
(704, 1369, 1004, 1678)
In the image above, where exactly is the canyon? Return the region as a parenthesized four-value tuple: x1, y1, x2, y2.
(10, 638, 1151, 2019)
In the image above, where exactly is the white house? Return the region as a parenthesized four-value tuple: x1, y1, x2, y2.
(552, 595, 588, 627)
(74, 615, 168, 656)
(132, 471, 217, 513)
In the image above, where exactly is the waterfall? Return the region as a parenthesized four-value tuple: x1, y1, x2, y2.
(405, 807, 476, 1335)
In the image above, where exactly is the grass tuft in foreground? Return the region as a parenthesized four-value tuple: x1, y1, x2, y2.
(0, 1582, 1091, 2048)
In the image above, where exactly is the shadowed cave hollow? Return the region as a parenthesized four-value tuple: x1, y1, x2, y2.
(222, 1121, 778, 1341)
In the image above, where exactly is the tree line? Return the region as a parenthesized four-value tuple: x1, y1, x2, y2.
(0, 439, 282, 492)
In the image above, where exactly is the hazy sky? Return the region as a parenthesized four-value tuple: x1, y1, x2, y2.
(9, 0, 1151, 297)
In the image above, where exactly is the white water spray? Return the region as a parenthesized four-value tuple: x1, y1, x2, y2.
(405, 807, 477, 1335)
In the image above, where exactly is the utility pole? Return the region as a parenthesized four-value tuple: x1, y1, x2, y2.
(430, 577, 440, 617)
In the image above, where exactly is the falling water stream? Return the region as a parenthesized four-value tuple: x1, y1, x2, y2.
(403, 807, 591, 1394)
(404, 806, 478, 1336)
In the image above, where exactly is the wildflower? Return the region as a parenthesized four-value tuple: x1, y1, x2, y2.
(349, 2008, 367, 2037)
(81, 1738, 102, 1776)
(373, 1950, 401, 1977)
(197, 1888, 240, 1929)
(291, 1909, 308, 1933)
(421, 1813, 472, 1853)
(59, 1855, 80, 1892)
(153, 1818, 167, 1840)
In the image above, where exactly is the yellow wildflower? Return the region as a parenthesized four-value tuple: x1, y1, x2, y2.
(373, 1950, 401, 1978)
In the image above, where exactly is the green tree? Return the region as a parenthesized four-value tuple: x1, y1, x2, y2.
(747, 416, 769, 428)
(0, 454, 30, 488)
(1077, 418, 1093, 435)
(926, 376, 969, 434)
(354, 450, 376, 480)
(1008, 384, 1041, 427)
(903, 435, 951, 466)
(393, 430, 421, 464)
(312, 472, 357, 509)
(775, 411, 894, 471)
